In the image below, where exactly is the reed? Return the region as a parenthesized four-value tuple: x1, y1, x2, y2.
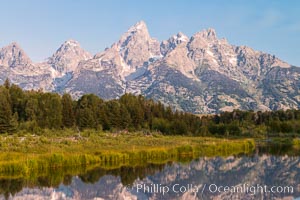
(0, 135, 255, 180)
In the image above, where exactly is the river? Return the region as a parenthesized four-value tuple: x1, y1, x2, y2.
(1, 144, 299, 200)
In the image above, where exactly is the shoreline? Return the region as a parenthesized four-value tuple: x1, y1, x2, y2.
(0, 131, 255, 178)
(0, 130, 299, 180)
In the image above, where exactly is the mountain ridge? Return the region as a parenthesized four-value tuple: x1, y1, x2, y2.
(0, 21, 299, 113)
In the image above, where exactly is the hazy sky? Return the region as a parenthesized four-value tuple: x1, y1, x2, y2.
(1, 0, 300, 66)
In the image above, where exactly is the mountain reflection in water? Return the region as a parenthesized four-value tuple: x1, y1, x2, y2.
(1, 144, 300, 200)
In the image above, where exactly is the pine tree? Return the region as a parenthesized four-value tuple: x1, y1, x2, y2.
(0, 86, 15, 133)
(37, 93, 62, 129)
(9, 84, 25, 121)
(76, 95, 97, 129)
(105, 100, 121, 129)
(25, 94, 39, 121)
(4, 78, 11, 89)
(96, 103, 110, 130)
(120, 104, 131, 129)
(62, 93, 75, 128)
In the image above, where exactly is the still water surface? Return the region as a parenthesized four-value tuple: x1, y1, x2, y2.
(1, 144, 300, 200)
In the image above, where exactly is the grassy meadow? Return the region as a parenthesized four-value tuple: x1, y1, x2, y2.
(0, 129, 255, 179)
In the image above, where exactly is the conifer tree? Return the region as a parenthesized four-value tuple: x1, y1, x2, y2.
(37, 93, 62, 129)
(9, 84, 25, 121)
(0, 86, 15, 133)
(4, 79, 11, 89)
(25, 94, 39, 121)
(62, 93, 75, 128)
(76, 95, 97, 129)
(120, 104, 131, 129)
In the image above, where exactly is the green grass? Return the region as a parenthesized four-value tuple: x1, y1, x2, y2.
(293, 138, 300, 149)
(0, 129, 299, 197)
(0, 129, 255, 180)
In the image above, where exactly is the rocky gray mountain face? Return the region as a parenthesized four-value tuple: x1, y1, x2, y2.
(0, 40, 91, 92)
(1, 21, 299, 113)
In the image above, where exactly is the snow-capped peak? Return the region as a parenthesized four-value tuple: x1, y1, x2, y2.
(47, 39, 92, 74)
(63, 39, 80, 47)
(118, 20, 151, 50)
(176, 32, 189, 42)
(194, 28, 217, 40)
(160, 32, 189, 56)
(128, 20, 148, 32)
(0, 42, 32, 68)
(113, 21, 160, 68)
(0, 22, 299, 115)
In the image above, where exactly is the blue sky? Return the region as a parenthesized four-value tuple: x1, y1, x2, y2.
(1, 0, 300, 66)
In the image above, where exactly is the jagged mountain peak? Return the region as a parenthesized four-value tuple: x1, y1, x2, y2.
(7, 41, 22, 48)
(47, 39, 92, 74)
(174, 32, 189, 42)
(118, 21, 150, 44)
(55, 39, 86, 54)
(160, 32, 189, 56)
(114, 21, 160, 68)
(187, 28, 219, 51)
(128, 20, 148, 32)
(193, 28, 217, 40)
(118, 21, 151, 49)
(61, 39, 81, 47)
(0, 42, 32, 68)
(1, 23, 299, 114)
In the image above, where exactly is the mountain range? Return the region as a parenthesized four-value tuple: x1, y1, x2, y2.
(1, 20, 300, 114)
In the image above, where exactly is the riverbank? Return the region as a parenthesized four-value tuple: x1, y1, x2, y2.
(0, 130, 255, 178)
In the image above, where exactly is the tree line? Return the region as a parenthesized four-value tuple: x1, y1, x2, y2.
(0, 79, 300, 136)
